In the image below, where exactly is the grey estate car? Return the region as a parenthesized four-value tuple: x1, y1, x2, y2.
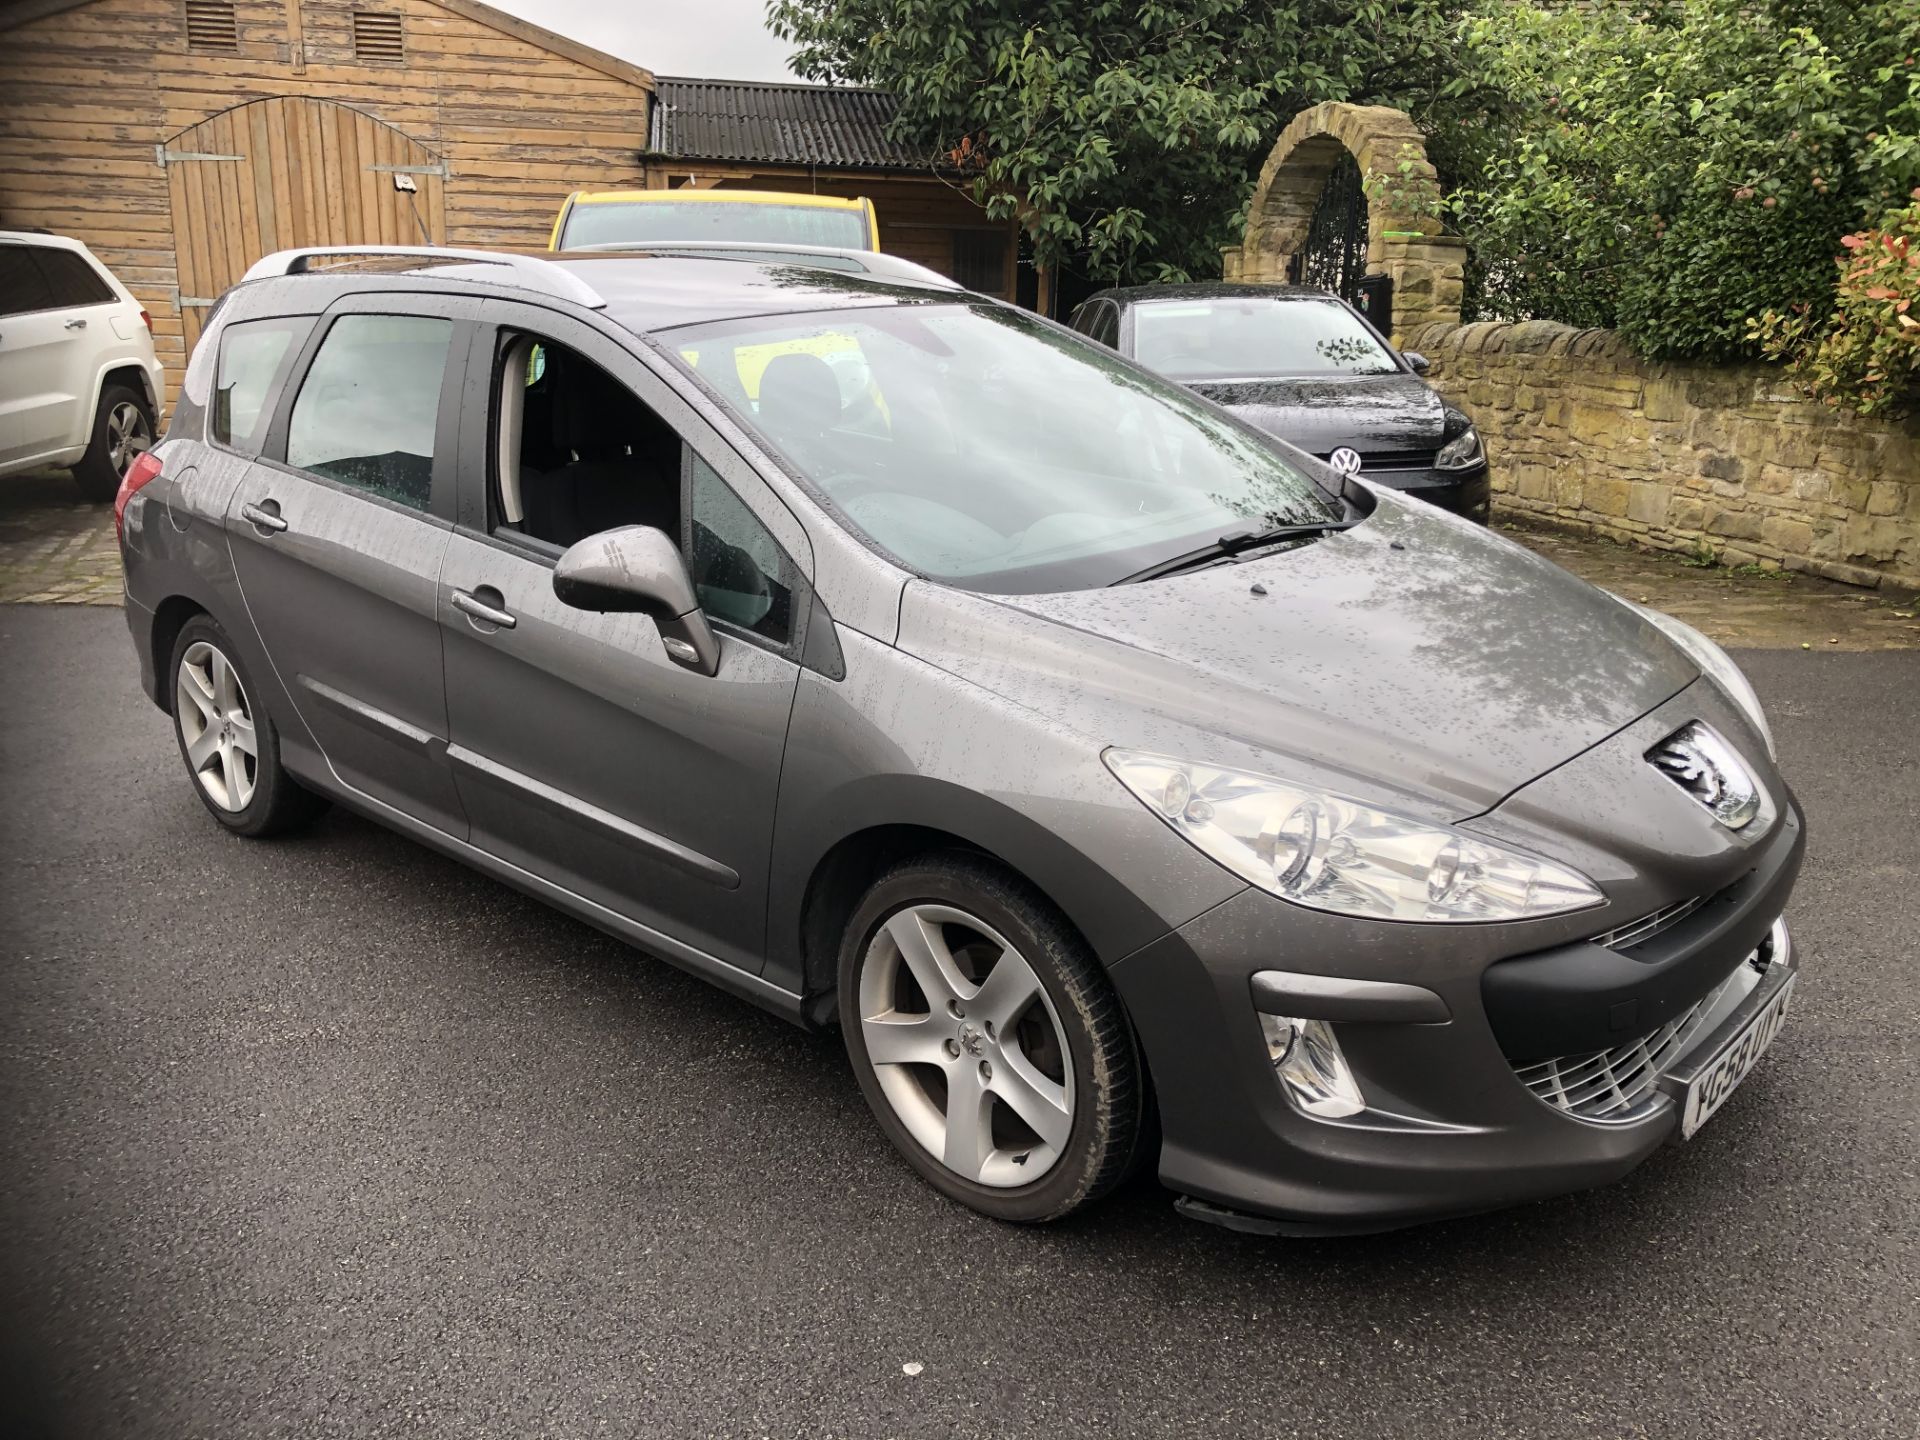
(116, 245, 1804, 1235)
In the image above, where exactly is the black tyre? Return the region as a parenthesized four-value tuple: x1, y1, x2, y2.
(70, 383, 153, 502)
(839, 851, 1145, 1223)
(168, 616, 327, 837)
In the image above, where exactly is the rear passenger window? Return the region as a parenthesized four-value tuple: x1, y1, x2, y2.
(0, 246, 55, 317)
(213, 317, 310, 451)
(287, 314, 451, 510)
(34, 248, 116, 307)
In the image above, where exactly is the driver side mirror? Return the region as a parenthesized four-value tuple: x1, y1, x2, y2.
(1402, 351, 1431, 375)
(553, 525, 720, 676)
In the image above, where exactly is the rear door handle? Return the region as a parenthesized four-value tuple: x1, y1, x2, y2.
(240, 500, 288, 534)
(64, 317, 87, 330)
(452, 587, 517, 630)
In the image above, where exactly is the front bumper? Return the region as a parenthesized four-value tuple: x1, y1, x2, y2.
(1109, 794, 1806, 1236)
(1371, 462, 1490, 522)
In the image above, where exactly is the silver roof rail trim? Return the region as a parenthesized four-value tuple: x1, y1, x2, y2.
(239, 246, 606, 309)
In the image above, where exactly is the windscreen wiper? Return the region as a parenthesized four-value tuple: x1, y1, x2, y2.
(1111, 516, 1358, 585)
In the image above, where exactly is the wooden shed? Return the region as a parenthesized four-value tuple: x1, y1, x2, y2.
(0, 0, 657, 407)
(642, 77, 1023, 305)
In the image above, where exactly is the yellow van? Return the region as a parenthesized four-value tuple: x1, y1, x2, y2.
(549, 189, 879, 253)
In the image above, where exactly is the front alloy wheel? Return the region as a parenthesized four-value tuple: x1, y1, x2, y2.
(840, 853, 1146, 1223)
(859, 903, 1076, 1186)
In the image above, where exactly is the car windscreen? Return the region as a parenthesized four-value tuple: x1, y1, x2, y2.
(562, 200, 869, 251)
(663, 303, 1339, 593)
(1131, 297, 1399, 380)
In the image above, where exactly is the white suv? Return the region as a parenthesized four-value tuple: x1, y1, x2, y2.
(1, 231, 166, 500)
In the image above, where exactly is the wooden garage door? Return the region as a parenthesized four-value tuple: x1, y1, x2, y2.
(166, 98, 448, 354)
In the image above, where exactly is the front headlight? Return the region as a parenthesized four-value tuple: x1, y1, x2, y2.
(1104, 750, 1604, 923)
(1434, 422, 1484, 470)
(1624, 602, 1775, 760)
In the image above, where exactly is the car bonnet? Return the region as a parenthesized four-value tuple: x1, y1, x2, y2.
(893, 491, 1698, 824)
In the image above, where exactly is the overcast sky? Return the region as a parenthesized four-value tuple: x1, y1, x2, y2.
(489, 0, 803, 82)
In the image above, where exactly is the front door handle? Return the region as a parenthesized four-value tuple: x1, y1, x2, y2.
(240, 500, 288, 534)
(452, 586, 517, 630)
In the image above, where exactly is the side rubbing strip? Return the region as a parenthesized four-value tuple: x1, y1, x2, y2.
(296, 674, 438, 753)
(447, 746, 740, 890)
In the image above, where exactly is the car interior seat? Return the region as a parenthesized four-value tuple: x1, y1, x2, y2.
(519, 346, 681, 548)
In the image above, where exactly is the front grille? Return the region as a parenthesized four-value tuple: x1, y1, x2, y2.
(1513, 927, 1780, 1122)
(1318, 448, 1438, 473)
(1591, 895, 1705, 951)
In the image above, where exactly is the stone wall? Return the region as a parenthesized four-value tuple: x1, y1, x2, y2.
(1402, 319, 1920, 592)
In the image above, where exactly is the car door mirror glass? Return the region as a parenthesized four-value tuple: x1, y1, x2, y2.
(1402, 351, 1430, 375)
(553, 524, 720, 675)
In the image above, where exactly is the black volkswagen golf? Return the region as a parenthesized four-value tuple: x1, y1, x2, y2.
(1070, 283, 1492, 521)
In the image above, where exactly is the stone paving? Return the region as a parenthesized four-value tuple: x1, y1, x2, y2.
(0, 469, 123, 606)
(1506, 518, 1920, 652)
(2, 471, 1915, 649)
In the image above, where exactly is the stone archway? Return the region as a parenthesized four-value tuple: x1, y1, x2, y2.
(1223, 102, 1465, 340)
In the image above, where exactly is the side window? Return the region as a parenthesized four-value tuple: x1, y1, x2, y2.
(287, 314, 452, 510)
(212, 316, 310, 451)
(688, 453, 795, 646)
(0, 246, 55, 318)
(34, 249, 117, 308)
(491, 332, 682, 550)
(490, 330, 800, 647)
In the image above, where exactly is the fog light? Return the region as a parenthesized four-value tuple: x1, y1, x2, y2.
(1258, 1013, 1365, 1119)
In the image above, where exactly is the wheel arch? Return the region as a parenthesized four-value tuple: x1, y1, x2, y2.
(777, 774, 1182, 1026)
(98, 361, 159, 415)
(148, 594, 211, 716)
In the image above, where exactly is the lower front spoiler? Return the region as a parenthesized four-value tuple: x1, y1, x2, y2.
(1174, 925, 1797, 1238)
(1111, 881, 1800, 1238)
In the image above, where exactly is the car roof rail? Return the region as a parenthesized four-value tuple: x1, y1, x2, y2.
(560, 239, 963, 290)
(239, 246, 606, 309)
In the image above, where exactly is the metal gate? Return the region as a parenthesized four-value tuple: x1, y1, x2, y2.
(1288, 152, 1368, 302)
(162, 98, 448, 355)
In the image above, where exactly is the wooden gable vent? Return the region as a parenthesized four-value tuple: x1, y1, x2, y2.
(353, 12, 406, 64)
(183, 0, 238, 53)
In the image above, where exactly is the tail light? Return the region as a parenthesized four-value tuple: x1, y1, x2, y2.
(115, 450, 164, 539)
(139, 308, 152, 332)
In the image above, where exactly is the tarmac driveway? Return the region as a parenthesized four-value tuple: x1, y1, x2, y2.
(0, 604, 1914, 1438)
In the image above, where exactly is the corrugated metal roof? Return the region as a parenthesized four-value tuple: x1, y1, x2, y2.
(649, 77, 937, 171)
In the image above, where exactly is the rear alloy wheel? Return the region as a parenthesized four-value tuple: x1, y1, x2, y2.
(71, 383, 153, 501)
(168, 617, 326, 837)
(840, 853, 1145, 1222)
(176, 638, 258, 812)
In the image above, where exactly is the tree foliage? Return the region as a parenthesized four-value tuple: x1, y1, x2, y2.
(1752, 193, 1920, 416)
(766, 0, 1459, 284)
(1439, 0, 1920, 362)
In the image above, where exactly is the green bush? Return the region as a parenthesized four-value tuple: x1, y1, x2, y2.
(1437, 0, 1920, 362)
(1751, 193, 1920, 416)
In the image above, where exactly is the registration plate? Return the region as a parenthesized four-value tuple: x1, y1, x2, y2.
(1678, 974, 1796, 1139)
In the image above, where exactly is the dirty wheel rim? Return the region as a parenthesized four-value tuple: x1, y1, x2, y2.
(108, 401, 151, 475)
(176, 640, 257, 812)
(858, 903, 1075, 1187)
